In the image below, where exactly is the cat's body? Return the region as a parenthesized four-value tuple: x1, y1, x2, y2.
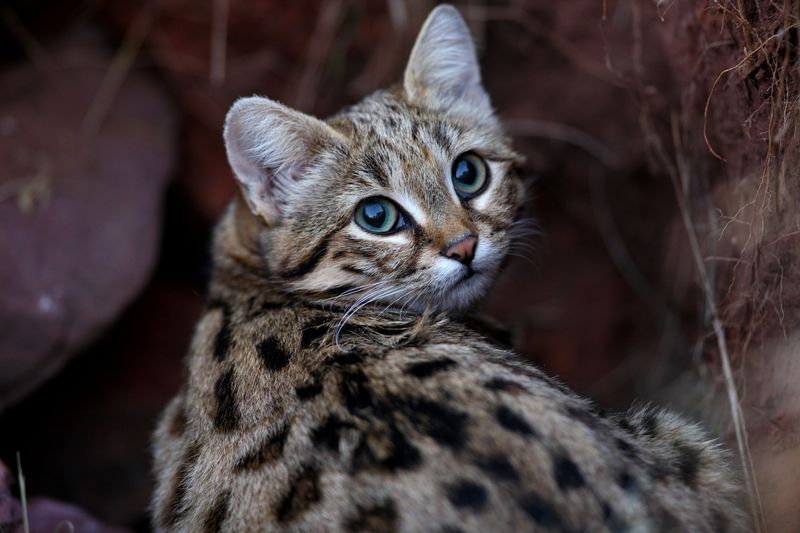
(152, 6, 743, 531)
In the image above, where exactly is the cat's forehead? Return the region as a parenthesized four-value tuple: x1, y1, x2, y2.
(328, 90, 513, 197)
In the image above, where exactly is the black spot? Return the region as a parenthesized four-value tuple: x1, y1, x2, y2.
(301, 318, 330, 348)
(553, 455, 585, 490)
(447, 480, 487, 512)
(476, 455, 519, 482)
(642, 411, 659, 438)
(162, 442, 200, 528)
(352, 423, 421, 472)
(519, 493, 562, 528)
(496, 406, 535, 436)
(213, 368, 240, 432)
(398, 396, 469, 450)
(484, 377, 526, 394)
(441, 527, 465, 533)
(212, 304, 232, 361)
(345, 500, 397, 532)
(405, 357, 457, 378)
(235, 424, 290, 470)
(258, 336, 291, 371)
(295, 380, 324, 401)
(615, 437, 636, 458)
(333, 350, 366, 366)
(276, 466, 322, 522)
(675, 442, 701, 487)
(202, 490, 231, 533)
(617, 470, 637, 492)
(617, 418, 635, 434)
(311, 415, 355, 451)
(339, 369, 377, 414)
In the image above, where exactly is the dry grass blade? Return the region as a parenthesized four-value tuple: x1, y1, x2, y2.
(82, 5, 154, 135)
(16, 452, 30, 533)
(667, 114, 766, 532)
(703, 28, 795, 161)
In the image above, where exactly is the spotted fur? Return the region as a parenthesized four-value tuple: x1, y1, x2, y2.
(152, 5, 745, 532)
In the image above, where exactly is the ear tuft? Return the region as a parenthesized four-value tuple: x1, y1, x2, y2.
(403, 5, 491, 118)
(223, 96, 345, 225)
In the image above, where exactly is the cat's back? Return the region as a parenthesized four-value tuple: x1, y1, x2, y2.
(152, 298, 740, 532)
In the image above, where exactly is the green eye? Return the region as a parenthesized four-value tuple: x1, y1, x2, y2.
(452, 153, 489, 198)
(354, 197, 403, 234)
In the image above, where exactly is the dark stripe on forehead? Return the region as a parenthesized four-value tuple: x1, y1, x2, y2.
(431, 121, 453, 153)
(361, 152, 388, 187)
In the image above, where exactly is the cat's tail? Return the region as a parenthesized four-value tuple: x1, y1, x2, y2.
(611, 404, 750, 532)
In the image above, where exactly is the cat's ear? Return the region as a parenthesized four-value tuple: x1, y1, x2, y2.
(224, 96, 346, 225)
(403, 5, 491, 119)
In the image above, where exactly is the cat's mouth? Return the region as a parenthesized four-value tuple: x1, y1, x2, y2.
(453, 266, 481, 287)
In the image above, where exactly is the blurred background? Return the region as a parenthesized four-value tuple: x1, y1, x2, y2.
(1, 0, 798, 531)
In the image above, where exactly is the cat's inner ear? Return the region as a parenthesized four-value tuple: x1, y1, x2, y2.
(224, 96, 346, 225)
(403, 5, 491, 118)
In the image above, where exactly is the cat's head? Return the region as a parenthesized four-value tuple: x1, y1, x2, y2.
(223, 5, 524, 312)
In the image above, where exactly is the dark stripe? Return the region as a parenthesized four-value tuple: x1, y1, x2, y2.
(345, 500, 398, 532)
(405, 357, 456, 378)
(212, 304, 232, 362)
(311, 414, 356, 451)
(431, 122, 453, 152)
(675, 442, 701, 487)
(362, 152, 389, 187)
(295, 380, 324, 401)
(496, 406, 536, 436)
(276, 465, 322, 522)
(163, 442, 200, 528)
(235, 424, 290, 470)
(280, 236, 331, 279)
(484, 377, 526, 394)
(202, 490, 231, 533)
(300, 317, 331, 348)
(213, 368, 240, 432)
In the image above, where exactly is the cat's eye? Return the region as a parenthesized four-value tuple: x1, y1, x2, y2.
(354, 197, 405, 234)
(451, 152, 489, 199)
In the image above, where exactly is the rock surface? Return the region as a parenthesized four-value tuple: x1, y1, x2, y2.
(0, 28, 176, 411)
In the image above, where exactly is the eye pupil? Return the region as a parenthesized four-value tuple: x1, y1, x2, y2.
(455, 160, 477, 186)
(362, 202, 386, 227)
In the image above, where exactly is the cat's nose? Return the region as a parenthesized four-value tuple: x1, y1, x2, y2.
(443, 235, 477, 265)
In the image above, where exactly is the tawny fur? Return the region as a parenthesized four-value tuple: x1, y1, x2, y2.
(151, 5, 745, 532)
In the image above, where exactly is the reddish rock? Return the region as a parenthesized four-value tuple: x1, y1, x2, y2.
(0, 29, 176, 411)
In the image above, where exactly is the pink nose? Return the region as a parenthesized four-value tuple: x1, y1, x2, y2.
(443, 235, 477, 265)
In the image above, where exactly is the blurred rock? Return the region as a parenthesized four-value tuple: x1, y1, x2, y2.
(0, 27, 176, 411)
(0, 281, 203, 526)
(24, 498, 132, 533)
